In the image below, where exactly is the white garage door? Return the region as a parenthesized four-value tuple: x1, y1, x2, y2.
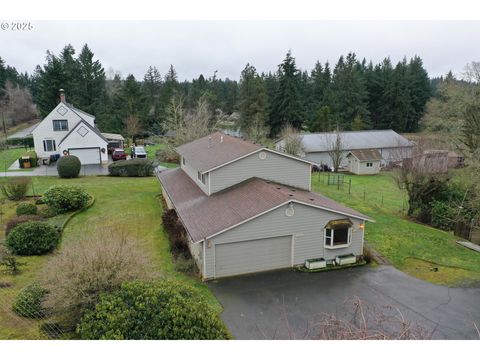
(215, 235, 292, 278)
(68, 148, 101, 165)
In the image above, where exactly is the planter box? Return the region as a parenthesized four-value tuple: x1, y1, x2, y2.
(335, 254, 356, 266)
(305, 258, 326, 270)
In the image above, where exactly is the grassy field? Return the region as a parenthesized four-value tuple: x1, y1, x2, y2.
(0, 148, 28, 173)
(0, 176, 219, 339)
(312, 171, 480, 286)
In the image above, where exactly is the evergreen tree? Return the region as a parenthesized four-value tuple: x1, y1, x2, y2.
(329, 53, 370, 130)
(268, 51, 303, 137)
(76, 44, 106, 116)
(238, 64, 269, 136)
(406, 56, 431, 132)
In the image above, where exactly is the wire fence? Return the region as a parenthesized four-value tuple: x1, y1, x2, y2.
(315, 172, 409, 214)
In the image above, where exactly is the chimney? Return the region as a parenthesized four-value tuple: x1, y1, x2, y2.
(220, 135, 224, 143)
(59, 89, 66, 103)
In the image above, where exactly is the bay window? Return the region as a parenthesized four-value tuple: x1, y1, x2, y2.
(324, 219, 352, 248)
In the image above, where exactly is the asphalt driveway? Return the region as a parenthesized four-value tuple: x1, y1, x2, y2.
(208, 265, 480, 339)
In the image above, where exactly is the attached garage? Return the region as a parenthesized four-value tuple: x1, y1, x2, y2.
(68, 147, 101, 165)
(215, 235, 292, 278)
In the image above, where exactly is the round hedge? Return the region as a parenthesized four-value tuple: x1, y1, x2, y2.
(57, 155, 81, 178)
(5, 214, 45, 235)
(16, 202, 38, 216)
(43, 185, 90, 214)
(76, 280, 230, 340)
(12, 283, 47, 318)
(5, 221, 60, 255)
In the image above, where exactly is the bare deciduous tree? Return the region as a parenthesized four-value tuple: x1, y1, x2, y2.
(314, 296, 432, 340)
(123, 115, 142, 140)
(279, 124, 304, 157)
(2, 80, 37, 126)
(326, 126, 344, 172)
(164, 95, 217, 146)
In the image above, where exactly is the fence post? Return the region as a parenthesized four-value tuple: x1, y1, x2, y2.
(348, 179, 351, 195)
(381, 195, 384, 206)
(337, 177, 340, 190)
(363, 191, 366, 201)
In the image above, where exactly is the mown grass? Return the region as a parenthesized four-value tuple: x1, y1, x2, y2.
(0, 148, 27, 173)
(312, 171, 480, 286)
(0, 175, 219, 339)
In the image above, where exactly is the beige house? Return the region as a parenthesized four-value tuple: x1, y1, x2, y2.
(158, 132, 372, 280)
(346, 149, 382, 175)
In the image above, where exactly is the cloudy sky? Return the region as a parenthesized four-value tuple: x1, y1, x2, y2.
(1, 21, 479, 81)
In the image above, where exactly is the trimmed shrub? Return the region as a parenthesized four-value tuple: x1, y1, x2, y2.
(162, 209, 189, 254)
(5, 214, 45, 235)
(6, 221, 60, 255)
(16, 202, 38, 216)
(76, 280, 230, 340)
(0, 178, 30, 200)
(43, 185, 90, 214)
(12, 283, 47, 318)
(57, 155, 81, 178)
(108, 158, 154, 177)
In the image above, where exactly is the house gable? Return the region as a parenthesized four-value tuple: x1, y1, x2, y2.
(209, 149, 312, 194)
(58, 120, 108, 150)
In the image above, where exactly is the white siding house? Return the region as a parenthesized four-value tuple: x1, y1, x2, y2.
(31, 90, 109, 165)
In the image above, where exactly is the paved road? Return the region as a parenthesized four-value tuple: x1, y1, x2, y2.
(208, 265, 480, 339)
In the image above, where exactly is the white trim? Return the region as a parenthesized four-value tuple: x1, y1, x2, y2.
(208, 170, 211, 195)
(199, 147, 315, 174)
(202, 240, 206, 280)
(291, 235, 295, 266)
(309, 165, 312, 191)
(205, 200, 372, 241)
(324, 227, 352, 249)
(361, 220, 365, 253)
(213, 242, 216, 279)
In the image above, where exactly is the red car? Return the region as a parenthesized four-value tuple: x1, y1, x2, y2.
(112, 148, 128, 161)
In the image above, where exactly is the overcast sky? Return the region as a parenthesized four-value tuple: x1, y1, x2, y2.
(1, 21, 479, 81)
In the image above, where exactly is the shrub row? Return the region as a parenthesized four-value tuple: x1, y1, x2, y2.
(162, 209, 189, 254)
(108, 159, 154, 177)
(6, 214, 45, 235)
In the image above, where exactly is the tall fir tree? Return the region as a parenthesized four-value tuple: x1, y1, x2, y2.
(268, 51, 304, 137)
(238, 64, 269, 136)
(329, 53, 370, 130)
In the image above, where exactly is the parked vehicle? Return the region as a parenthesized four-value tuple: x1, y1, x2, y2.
(112, 148, 128, 161)
(134, 146, 147, 158)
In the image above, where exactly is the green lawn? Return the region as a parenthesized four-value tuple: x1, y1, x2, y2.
(0, 148, 28, 172)
(0, 175, 219, 339)
(312, 171, 480, 286)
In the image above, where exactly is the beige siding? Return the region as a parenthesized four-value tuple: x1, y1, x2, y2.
(210, 151, 311, 193)
(187, 237, 204, 275)
(203, 203, 364, 279)
(181, 156, 210, 194)
(357, 160, 380, 175)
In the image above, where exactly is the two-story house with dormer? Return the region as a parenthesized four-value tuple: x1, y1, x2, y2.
(158, 132, 372, 280)
(31, 89, 109, 165)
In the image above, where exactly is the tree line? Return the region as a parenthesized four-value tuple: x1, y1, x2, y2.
(1, 44, 432, 139)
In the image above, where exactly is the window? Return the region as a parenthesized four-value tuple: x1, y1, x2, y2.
(366, 162, 373, 168)
(53, 120, 68, 131)
(43, 139, 56, 152)
(197, 171, 206, 184)
(324, 219, 352, 248)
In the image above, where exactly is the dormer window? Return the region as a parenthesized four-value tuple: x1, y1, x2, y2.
(53, 120, 69, 131)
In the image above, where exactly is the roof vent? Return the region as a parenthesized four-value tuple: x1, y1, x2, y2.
(276, 187, 281, 190)
(289, 194, 294, 197)
(310, 198, 315, 201)
(208, 136, 212, 148)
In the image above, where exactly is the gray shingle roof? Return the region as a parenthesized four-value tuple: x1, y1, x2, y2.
(296, 130, 413, 153)
(347, 149, 383, 161)
(158, 168, 371, 243)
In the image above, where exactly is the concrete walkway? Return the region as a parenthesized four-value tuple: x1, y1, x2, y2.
(209, 265, 480, 339)
(0, 163, 110, 177)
